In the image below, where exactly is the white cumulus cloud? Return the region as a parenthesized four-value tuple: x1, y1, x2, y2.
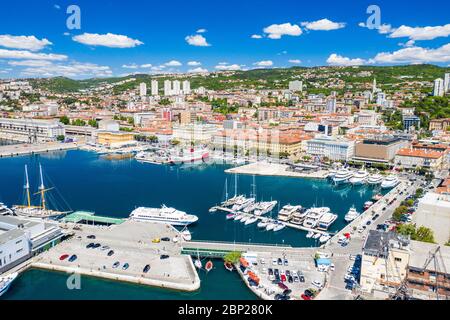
(301, 19, 346, 31)
(0, 35, 52, 51)
(251, 34, 263, 39)
(196, 29, 207, 33)
(253, 60, 273, 67)
(187, 61, 202, 66)
(73, 33, 144, 48)
(0, 49, 67, 61)
(164, 60, 182, 67)
(327, 53, 366, 66)
(21, 62, 113, 78)
(215, 63, 242, 71)
(389, 24, 450, 41)
(263, 23, 302, 39)
(372, 43, 450, 64)
(188, 67, 208, 73)
(185, 34, 211, 47)
(8, 60, 52, 67)
(288, 59, 302, 64)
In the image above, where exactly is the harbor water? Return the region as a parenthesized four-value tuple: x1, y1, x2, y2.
(0, 150, 385, 299)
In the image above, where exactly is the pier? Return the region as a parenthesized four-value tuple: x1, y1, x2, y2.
(0, 142, 80, 158)
(225, 162, 329, 179)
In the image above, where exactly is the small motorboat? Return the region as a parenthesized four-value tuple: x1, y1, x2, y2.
(364, 201, 374, 210)
(224, 262, 234, 272)
(266, 222, 277, 231)
(240, 215, 250, 223)
(194, 259, 202, 269)
(245, 216, 258, 225)
(306, 231, 315, 238)
(319, 234, 331, 243)
(226, 213, 236, 220)
(205, 261, 214, 272)
(234, 214, 243, 221)
(257, 218, 269, 229)
(181, 229, 192, 241)
(313, 233, 321, 239)
(273, 223, 286, 232)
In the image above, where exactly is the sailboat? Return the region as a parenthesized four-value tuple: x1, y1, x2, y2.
(194, 249, 202, 269)
(12, 164, 71, 219)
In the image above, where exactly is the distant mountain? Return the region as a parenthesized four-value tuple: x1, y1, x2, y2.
(28, 64, 450, 94)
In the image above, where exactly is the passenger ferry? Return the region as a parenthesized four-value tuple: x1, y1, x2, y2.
(168, 148, 209, 165)
(332, 169, 354, 185)
(381, 175, 400, 189)
(317, 212, 338, 230)
(129, 205, 199, 226)
(349, 170, 369, 185)
(303, 207, 330, 228)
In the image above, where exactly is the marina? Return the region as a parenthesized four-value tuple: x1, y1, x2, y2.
(0, 150, 395, 299)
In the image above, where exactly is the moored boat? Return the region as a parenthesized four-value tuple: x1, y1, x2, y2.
(244, 216, 258, 225)
(306, 231, 315, 238)
(224, 262, 234, 272)
(205, 261, 214, 272)
(273, 223, 286, 232)
(0, 272, 18, 297)
(345, 207, 360, 222)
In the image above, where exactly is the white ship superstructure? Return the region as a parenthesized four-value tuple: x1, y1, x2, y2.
(332, 169, 353, 185)
(303, 207, 330, 228)
(349, 170, 369, 185)
(381, 175, 400, 189)
(278, 205, 302, 222)
(129, 205, 199, 226)
(367, 174, 384, 185)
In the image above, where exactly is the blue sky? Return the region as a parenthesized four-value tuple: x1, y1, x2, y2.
(0, 0, 449, 79)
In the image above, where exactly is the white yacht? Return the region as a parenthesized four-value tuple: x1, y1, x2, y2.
(344, 207, 360, 222)
(244, 216, 258, 226)
(319, 234, 332, 244)
(381, 175, 400, 189)
(332, 169, 354, 185)
(257, 218, 270, 229)
(306, 231, 315, 238)
(291, 208, 308, 225)
(349, 170, 369, 185)
(0, 203, 12, 216)
(273, 223, 286, 232)
(317, 212, 338, 230)
(234, 214, 244, 221)
(232, 197, 255, 212)
(0, 272, 18, 297)
(254, 201, 277, 216)
(278, 205, 302, 222)
(181, 229, 192, 241)
(129, 205, 199, 226)
(265, 222, 277, 231)
(168, 148, 209, 164)
(303, 207, 330, 228)
(367, 174, 384, 185)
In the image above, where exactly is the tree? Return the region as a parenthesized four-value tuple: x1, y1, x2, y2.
(160, 98, 171, 106)
(413, 226, 435, 243)
(279, 152, 290, 159)
(396, 224, 416, 237)
(88, 119, 98, 128)
(223, 251, 242, 264)
(56, 135, 65, 142)
(171, 139, 180, 146)
(393, 206, 408, 221)
(59, 116, 70, 125)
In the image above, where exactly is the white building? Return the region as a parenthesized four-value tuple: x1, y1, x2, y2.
(139, 82, 147, 97)
(326, 98, 336, 113)
(306, 135, 355, 161)
(289, 80, 303, 92)
(182, 80, 191, 95)
(0, 118, 65, 143)
(376, 92, 387, 106)
(433, 78, 445, 97)
(0, 215, 63, 274)
(173, 80, 181, 95)
(444, 73, 450, 94)
(151, 80, 159, 96)
(356, 110, 379, 126)
(164, 80, 172, 96)
(172, 123, 219, 145)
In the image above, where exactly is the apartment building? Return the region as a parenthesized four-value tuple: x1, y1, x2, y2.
(0, 118, 65, 142)
(306, 135, 355, 161)
(394, 148, 447, 171)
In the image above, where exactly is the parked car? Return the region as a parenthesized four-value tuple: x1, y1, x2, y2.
(301, 294, 312, 300)
(283, 259, 289, 266)
(100, 246, 110, 251)
(272, 259, 278, 266)
(68, 255, 78, 262)
(59, 254, 69, 261)
(280, 274, 287, 282)
(87, 235, 96, 239)
(143, 264, 151, 273)
(152, 238, 161, 244)
(268, 268, 274, 276)
(288, 275, 294, 283)
(107, 250, 115, 257)
(277, 282, 288, 290)
(112, 261, 120, 268)
(93, 243, 101, 249)
(160, 255, 170, 260)
(277, 258, 283, 266)
(312, 280, 323, 289)
(161, 237, 170, 242)
(122, 263, 130, 270)
(86, 243, 95, 249)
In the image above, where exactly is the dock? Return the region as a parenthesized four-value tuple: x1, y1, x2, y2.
(34, 220, 201, 292)
(0, 142, 79, 158)
(225, 162, 329, 179)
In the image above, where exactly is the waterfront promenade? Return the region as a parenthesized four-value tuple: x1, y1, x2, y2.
(33, 221, 201, 292)
(226, 162, 329, 179)
(0, 142, 79, 158)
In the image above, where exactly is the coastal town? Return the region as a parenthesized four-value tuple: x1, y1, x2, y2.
(0, 64, 449, 301)
(1, 0, 450, 305)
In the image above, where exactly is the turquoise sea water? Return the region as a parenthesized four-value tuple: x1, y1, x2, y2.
(0, 150, 383, 299)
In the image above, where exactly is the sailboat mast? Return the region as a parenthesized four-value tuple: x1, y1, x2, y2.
(234, 173, 237, 197)
(39, 164, 46, 210)
(225, 178, 229, 201)
(24, 165, 31, 207)
(252, 175, 256, 199)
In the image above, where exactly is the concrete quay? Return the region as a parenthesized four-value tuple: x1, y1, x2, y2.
(33, 220, 200, 292)
(225, 162, 328, 179)
(0, 142, 79, 158)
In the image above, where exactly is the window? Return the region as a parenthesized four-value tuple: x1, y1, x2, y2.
(16, 248, 23, 254)
(395, 257, 402, 262)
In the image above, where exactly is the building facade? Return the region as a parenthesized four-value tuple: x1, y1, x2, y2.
(306, 135, 355, 161)
(0, 118, 65, 143)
